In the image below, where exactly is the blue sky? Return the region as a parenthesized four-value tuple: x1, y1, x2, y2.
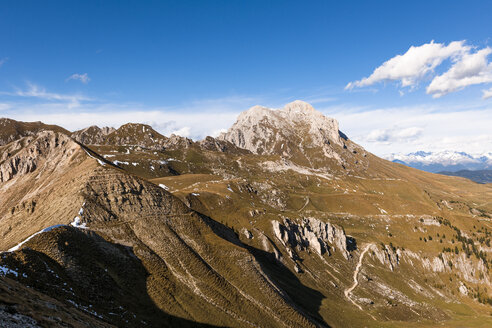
(1, 1, 491, 155)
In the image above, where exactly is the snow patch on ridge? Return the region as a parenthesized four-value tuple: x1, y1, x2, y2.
(4, 203, 89, 253)
(7, 224, 66, 252)
(0, 264, 19, 277)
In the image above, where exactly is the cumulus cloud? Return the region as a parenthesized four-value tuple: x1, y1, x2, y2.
(66, 73, 90, 84)
(483, 87, 492, 99)
(322, 103, 492, 155)
(346, 41, 469, 89)
(366, 126, 423, 143)
(427, 47, 492, 97)
(170, 126, 191, 137)
(347, 40, 492, 99)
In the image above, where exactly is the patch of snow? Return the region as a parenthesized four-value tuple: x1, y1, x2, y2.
(8, 224, 66, 252)
(103, 154, 115, 158)
(71, 217, 87, 229)
(84, 149, 106, 166)
(113, 160, 129, 166)
(0, 265, 19, 277)
(132, 162, 138, 166)
(191, 192, 199, 196)
(5, 203, 89, 253)
(158, 184, 169, 190)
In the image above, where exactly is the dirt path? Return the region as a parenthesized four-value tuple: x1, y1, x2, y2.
(344, 243, 374, 313)
(298, 197, 310, 211)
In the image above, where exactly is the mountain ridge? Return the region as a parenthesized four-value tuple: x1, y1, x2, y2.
(1, 102, 492, 327)
(386, 150, 492, 173)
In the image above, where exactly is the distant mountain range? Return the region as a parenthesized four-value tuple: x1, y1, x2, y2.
(439, 169, 492, 184)
(385, 151, 492, 173)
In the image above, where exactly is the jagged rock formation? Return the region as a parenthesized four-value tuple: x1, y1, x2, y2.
(218, 101, 366, 169)
(198, 136, 251, 154)
(72, 123, 198, 151)
(219, 100, 343, 153)
(0, 131, 80, 183)
(102, 123, 171, 150)
(272, 217, 351, 259)
(71, 125, 116, 145)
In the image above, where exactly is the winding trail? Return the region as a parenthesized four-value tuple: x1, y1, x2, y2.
(344, 243, 374, 314)
(298, 197, 310, 212)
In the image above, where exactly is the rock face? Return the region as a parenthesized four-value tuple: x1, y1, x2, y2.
(218, 100, 346, 160)
(198, 136, 251, 154)
(72, 123, 196, 151)
(0, 131, 79, 183)
(272, 217, 351, 260)
(71, 125, 115, 145)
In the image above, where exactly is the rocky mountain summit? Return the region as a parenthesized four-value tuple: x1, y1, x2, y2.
(0, 118, 69, 147)
(218, 101, 360, 167)
(71, 125, 116, 145)
(1, 104, 492, 327)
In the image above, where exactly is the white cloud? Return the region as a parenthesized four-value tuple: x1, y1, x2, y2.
(346, 41, 469, 89)
(211, 128, 227, 137)
(483, 87, 492, 99)
(347, 40, 492, 99)
(0, 58, 8, 67)
(9, 82, 91, 103)
(427, 47, 492, 97)
(366, 126, 423, 143)
(67, 73, 90, 84)
(321, 102, 492, 155)
(170, 126, 191, 137)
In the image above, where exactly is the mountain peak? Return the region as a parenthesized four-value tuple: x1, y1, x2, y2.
(282, 100, 316, 113)
(218, 101, 353, 166)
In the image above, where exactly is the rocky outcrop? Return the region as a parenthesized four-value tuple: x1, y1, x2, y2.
(272, 217, 351, 260)
(0, 131, 78, 183)
(219, 101, 344, 153)
(71, 125, 115, 145)
(72, 123, 197, 151)
(198, 136, 251, 154)
(402, 250, 490, 286)
(370, 244, 401, 271)
(217, 101, 369, 171)
(161, 134, 194, 150)
(218, 101, 346, 160)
